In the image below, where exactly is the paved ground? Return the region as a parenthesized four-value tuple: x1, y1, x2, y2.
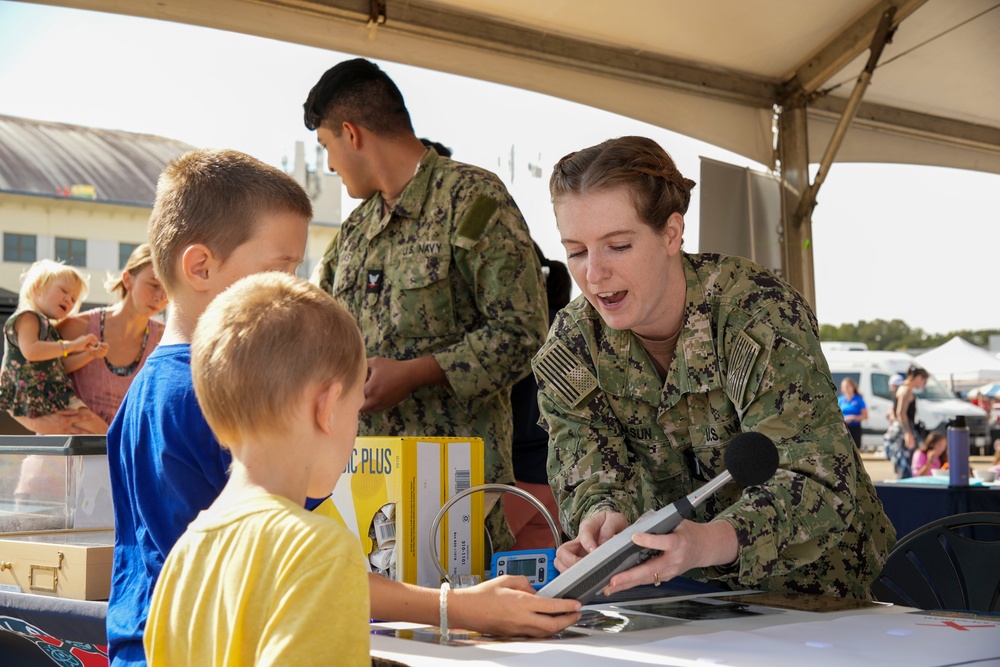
(861, 452, 897, 483)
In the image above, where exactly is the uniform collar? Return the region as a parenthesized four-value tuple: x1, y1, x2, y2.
(366, 148, 439, 241)
(597, 254, 723, 409)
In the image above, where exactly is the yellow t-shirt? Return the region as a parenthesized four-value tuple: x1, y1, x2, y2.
(145, 492, 370, 666)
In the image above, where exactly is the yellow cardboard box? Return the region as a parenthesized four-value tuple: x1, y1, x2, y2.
(329, 437, 484, 588)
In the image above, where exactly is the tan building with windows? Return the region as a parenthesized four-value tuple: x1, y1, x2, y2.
(0, 114, 341, 319)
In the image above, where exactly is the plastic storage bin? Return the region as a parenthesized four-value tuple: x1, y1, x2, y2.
(0, 436, 113, 534)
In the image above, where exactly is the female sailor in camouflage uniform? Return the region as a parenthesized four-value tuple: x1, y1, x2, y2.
(533, 136, 895, 599)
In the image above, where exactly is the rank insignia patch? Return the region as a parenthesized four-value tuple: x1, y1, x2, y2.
(365, 269, 383, 294)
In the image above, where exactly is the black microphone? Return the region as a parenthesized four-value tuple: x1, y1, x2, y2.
(537, 431, 779, 603)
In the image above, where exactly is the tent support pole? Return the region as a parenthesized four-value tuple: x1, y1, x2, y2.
(778, 6, 897, 309)
(794, 7, 897, 226)
(777, 102, 815, 307)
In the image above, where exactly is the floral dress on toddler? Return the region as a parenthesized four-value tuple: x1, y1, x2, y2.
(0, 310, 84, 418)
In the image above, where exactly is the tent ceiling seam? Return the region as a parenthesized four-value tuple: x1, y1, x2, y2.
(809, 100, 1000, 154)
(252, 0, 779, 108)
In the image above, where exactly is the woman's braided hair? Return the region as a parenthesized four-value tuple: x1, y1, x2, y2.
(549, 136, 696, 233)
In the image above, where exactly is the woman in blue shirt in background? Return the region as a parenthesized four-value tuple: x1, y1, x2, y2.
(838, 377, 868, 448)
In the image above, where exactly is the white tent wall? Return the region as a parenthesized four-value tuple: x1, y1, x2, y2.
(699, 158, 784, 278)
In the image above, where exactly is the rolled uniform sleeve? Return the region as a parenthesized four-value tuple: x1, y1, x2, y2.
(433, 191, 548, 413)
(706, 309, 865, 587)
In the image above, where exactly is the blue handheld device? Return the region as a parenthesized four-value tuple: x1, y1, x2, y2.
(490, 549, 558, 590)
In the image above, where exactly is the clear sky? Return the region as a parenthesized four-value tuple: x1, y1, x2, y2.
(2, 0, 998, 335)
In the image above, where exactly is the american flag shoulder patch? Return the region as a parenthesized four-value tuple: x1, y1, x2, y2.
(727, 329, 760, 409)
(535, 340, 598, 408)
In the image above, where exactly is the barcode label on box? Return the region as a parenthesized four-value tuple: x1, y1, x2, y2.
(455, 469, 470, 493)
(447, 442, 473, 577)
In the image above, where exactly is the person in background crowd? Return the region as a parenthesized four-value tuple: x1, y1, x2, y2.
(1, 259, 108, 435)
(890, 365, 929, 478)
(882, 372, 906, 473)
(58, 244, 167, 425)
(911, 431, 947, 477)
(838, 377, 868, 448)
(886, 373, 905, 423)
(419, 137, 453, 157)
(988, 440, 1000, 474)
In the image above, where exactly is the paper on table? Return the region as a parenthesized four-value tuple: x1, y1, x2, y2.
(636, 610, 1000, 667)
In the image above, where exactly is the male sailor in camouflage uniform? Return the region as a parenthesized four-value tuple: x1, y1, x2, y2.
(535, 136, 895, 598)
(306, 59, 548, 553)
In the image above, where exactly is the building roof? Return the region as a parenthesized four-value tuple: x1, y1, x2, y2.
(0, 114, 195, 207)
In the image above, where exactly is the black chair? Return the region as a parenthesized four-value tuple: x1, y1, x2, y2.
(871, 511, 1000, 612)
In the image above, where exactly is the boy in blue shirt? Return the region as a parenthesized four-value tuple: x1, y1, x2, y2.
(106, 148, 314, 665)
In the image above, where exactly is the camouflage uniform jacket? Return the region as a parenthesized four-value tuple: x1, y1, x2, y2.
(317, 149, 548, 510)
(533, 253, 896, 598)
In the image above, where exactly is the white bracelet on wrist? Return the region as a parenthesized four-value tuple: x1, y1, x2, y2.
(439, 581, 450, 640)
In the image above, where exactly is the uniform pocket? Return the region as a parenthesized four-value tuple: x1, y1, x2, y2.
(687, 416, 740, 481)
(625, 424, 688, 487)
(331, 258, 358, 305)
(391, 254, 455, 338)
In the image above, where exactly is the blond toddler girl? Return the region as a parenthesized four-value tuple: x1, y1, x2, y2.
(0, 259, 110, 433)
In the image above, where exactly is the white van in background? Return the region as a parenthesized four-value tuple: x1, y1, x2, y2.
(822, 349, 990, 453)
(821, 341, 869, 352)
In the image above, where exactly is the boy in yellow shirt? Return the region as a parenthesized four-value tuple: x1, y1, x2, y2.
(145, 272, 370, 666)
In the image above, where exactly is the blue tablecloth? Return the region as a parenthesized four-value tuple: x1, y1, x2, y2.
(874, 481, 1000, 539)
(0, 591, 108, 665)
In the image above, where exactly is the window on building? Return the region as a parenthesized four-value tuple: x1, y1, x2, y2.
(119, 242, 139, 269)
(3, 233, 37, 263)
(55, 237, 87, 267)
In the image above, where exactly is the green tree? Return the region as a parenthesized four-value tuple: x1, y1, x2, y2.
(820, 319, 1000, 352)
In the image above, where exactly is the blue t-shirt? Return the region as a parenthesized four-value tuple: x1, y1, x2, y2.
(106, 344, 231, 667)
(837, 393, 867, 420)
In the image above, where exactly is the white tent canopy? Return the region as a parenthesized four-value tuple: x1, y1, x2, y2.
(36, 0, 1000, 175)
(32, 0, 1000, 300)
(914, 336, 1000, 389)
